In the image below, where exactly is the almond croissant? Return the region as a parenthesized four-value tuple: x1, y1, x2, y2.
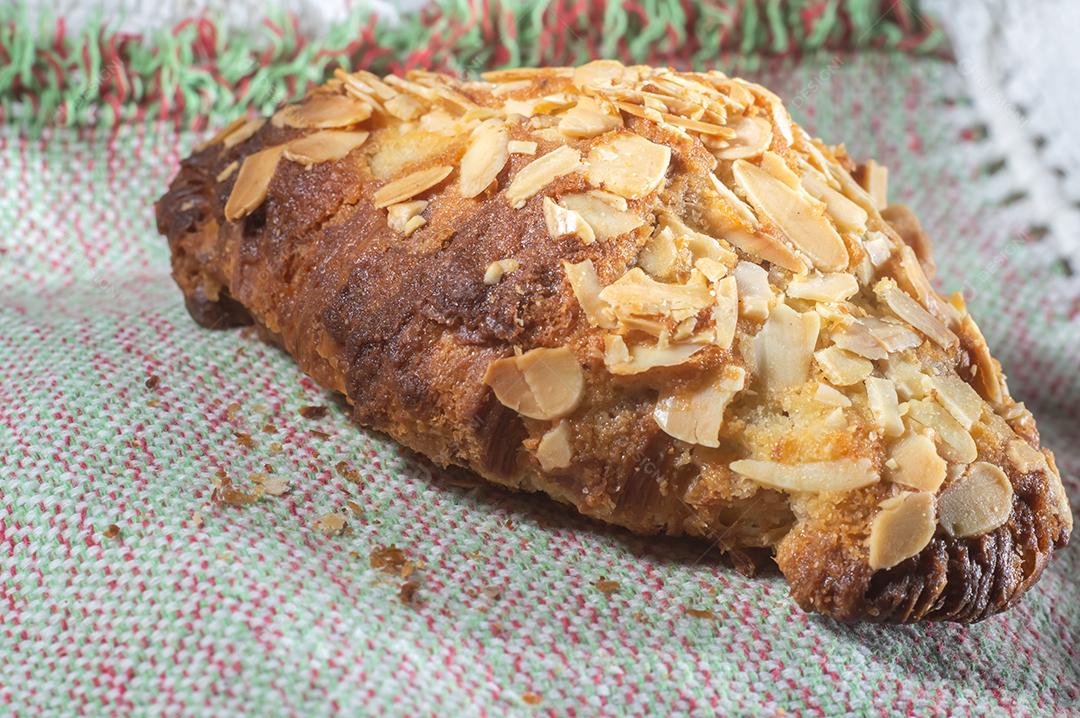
(156, 61, 1072, 622)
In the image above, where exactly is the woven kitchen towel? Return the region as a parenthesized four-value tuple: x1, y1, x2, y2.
(1, 3, 1078, 717)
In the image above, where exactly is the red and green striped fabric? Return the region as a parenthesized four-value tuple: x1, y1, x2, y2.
(1, 2, 1077, 715)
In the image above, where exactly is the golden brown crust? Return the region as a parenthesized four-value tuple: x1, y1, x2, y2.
(156, 62, 1070, 622)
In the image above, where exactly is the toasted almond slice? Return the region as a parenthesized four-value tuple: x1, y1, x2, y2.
(866, 377, 904, 437)
(712, 115, 772, 160)
(695, 257, 728, 282)
(563, 260, 616, 329)
(862, 317, 922, 353)
(586, 133, 671, 199)
(732, 261, 774, 321)
(1006, 439, 1048, 474)
(195, 117, 246, 151)
(536, 421, 574, 471)
(712, 275, 739, 350)
(887, 431, 946, 491)
(484, 346, 584, 420)
(373, 165, 453, 209)
(875, 278, 959, 349)
(403, 216, 426, 235)
(224, 145, 284, 221)
(832, 323, 889, 361)
(599, 268, 713, 323)
(906, 399, 978, 464)
(284, 130, 369, 166)
(801, 169, 868, 233)
(733, 159, 848, 271)
(863, 232, 894, 268)
(751, 303, 821, 392)
(482, 67, 571, 83)
(484, 258, 520, 284)
(937, 462, 1013, 537)
(558, 96, 623, 138)
(572, 59, 630, 89)
(814, 346, 872, 386)
(385, 93, 424, 120)
(275, 93, 372, 129)
(725, 229, 808, 275)
(707, 173, 758, 227)
(868, 492, 935, 570)
(787, 273, 859, 303)
(508, 140, 538, 155)
(223, 117, 266, 149)
(654, 366, 746, 447)
(882, 355, 929, 401)
(387, 200, 428, 234)
(638, 226, 678, 279)
(730, 458, 878, 493)
(660, 212, 739, 266)
(927, 375, 985, 430)
(544, 197, 596, 244)
(858, 159, 889, 209)
(559, 192, 644, 241)
(956, 314, 1002, 403)
(814, 382, 852, 407)
(459, 120, 511, 198)
(216, 161, 238, 182)
(760, 151, 801, 189)
(505, 145, 582, 208)
(603, 336, 704, 375)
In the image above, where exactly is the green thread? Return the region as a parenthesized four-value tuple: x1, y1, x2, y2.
(0, 0, 946, 133)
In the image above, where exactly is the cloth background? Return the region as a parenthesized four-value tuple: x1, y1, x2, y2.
(1, 1, 1078, 715)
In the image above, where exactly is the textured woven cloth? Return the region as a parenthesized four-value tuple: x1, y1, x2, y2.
(2, 10, 1080, 718)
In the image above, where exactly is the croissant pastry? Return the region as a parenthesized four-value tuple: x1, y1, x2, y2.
(156, 60, 1072, 622)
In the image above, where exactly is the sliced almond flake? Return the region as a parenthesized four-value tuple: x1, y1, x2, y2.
(896, 243, 937, 311)
(712, 115, 772, 160)
(938, 462, 1013, 537)
(888, 431, 946, 491)
(483, 346, 584, 421)
(342, 83, 385, 115)
(659, 212, 738, 267)
(732, 159, 848, 271)
(459, 120, 510, 198)
(882, 355, 929, 401)
(195, 117, 246, 151)
(563, 260, 617, 329)
(314, 512, 347, 536)
(383, 74, 437, 101)
(730, 458, 878, 494)
(505, 145, 582, 208)
(275, 93, 372, 129)
(373, 165, 453, 209)
(532, 93, 577, 115)
(558, 96, 623, 138)
(586, 133, 671, 199)
(787, 273, 859, 303)
(508, 140, 538, 155)
(224, 145, 284, 221)
(223, 117, 266, 149)
(638, 226, 678, 279)
(558, 192, 645, 241)
(724, 229, 809, 275)
(832, 323, 889, 361)
(387, 200, 428, 234)
(402, 216, 426, 235)
(865, 377, 904, 437)
(712, 275, 739, 350)
(482, 67, 571, 83)
(1006, 439, 1048, 474)
(906, 399, 978, 464)
(927, 375, 985, 430)
(489, 79, 533, 96)
(751, 303, 821, 392)
(862, 317, 922, 353)
(484, 258, 520, 285)
(350, 70, 398, 100)
(543, 197, 595, 244)
(875, 278, 959, 349)
(599, 268, 712, 323)
(823, 407, 848, 430)
(587, 189, 629, 211)
(284, 130, 369, 166)
(216, 161, 238, 182)
(814, 382, 851, 407)
(814, 346, 873, 386)
(694, 257, 728, 282)
(707, 173, 758, 228)
(956, 314, 1002, 403)
(859, 159, 889, 209)
(868, 492, 935, 570)
(733, 261, 774, 321)
(654, 366, 746, 447)
(863, 231, 894, 268)
(536, 421, 574, 471)
(603, 335, 705, 375)
(801, 169, 869, 233)
(760, 151, 801, 189)
(572, 59, 630, 89)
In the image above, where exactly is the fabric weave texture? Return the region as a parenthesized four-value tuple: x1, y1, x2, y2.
(1, 13, 1079, 718)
